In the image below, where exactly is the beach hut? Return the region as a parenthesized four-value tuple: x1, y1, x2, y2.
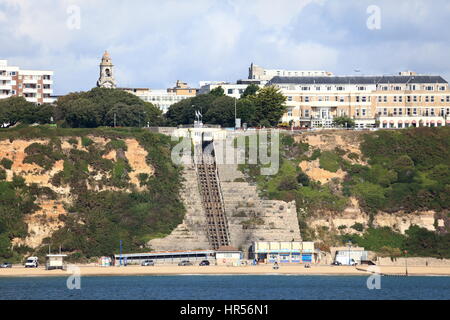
(46, 254, 67, 270)
(215, 246, 242, 266)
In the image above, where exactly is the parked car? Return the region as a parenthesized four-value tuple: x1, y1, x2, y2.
(199, 260, 210, 266)
(178, 260, 193, 266)
(24, 257, 39, 268)
(141, 260, 154, 266)
(0, 262, 12, 268)
(331, 261, 342, 266)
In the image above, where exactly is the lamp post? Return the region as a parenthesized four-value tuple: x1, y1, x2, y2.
(119, 240, 123, 267)
(347, 240, 352, 266)
(404, 250, 408, 276)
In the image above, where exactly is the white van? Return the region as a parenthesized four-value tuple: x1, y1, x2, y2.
(24, 256, 39, 268)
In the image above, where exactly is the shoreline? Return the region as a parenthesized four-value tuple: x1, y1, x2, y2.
(1, 265, 450, 278)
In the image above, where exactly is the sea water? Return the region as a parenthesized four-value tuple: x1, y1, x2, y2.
(0, 275, 449, 300)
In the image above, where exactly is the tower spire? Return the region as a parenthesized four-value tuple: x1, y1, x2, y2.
(97, 50, 116, 88)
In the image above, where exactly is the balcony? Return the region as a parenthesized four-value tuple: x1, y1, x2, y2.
(43, 88, 53, 94)
(0, 75, 12, 81)
(0, 85, 11, 90)
(22, 78, 38, 84)
(43, 97, 56, 104)
(23, 87, 37, 93)
(43, 79, 53, 85)
(24, 97, 38, 103)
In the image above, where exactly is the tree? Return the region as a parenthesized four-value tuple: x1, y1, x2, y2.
(0, 97, 33, 127)
(333, 116, 355, 128)
(209, 86, 225, 97)
(250, 86, 286, 126)
(241, 84, 259, 98)
(165, 94, 216, 126)
(57, 88, 162, 128)
(204, 96, 236, 127)
(392, 155, 415, 183)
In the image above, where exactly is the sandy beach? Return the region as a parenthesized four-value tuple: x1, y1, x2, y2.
(1, 265, 450, 277)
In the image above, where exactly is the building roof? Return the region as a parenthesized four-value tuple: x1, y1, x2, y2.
(268, 75, 448, 85)
(217, 246, 240, 252)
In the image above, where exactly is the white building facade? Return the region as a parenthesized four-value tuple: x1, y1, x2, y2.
(122, 88, 194, 114)
(269, 73, 450, 129)
(198, 81, 249, 99)
(0, 60, 55, 104)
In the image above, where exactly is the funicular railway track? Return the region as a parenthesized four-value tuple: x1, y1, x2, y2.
(195, 142, 231, 250)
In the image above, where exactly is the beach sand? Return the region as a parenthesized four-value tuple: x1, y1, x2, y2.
(1, 265, 450, 277)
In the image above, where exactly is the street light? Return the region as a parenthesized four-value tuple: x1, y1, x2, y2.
(347, 240, 352, 266)
(404, 250, 408, 276)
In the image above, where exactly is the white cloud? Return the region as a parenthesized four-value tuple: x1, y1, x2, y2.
(1, 0, 450, 94)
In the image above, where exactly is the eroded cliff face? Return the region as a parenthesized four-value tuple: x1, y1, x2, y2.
(0, 137, 153, 248)
(294, 131, 438, 237)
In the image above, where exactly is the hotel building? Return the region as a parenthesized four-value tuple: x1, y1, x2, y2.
(249, 63, 333, 84)
(0, 60, 55, 104)
(121, 80, 197, 114)
(269, 72, 450, 129)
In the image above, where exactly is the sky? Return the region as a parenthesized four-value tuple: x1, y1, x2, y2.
(1, 0, 450, 95)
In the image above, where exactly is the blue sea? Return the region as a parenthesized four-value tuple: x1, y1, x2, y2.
(0, 275, 449, 300)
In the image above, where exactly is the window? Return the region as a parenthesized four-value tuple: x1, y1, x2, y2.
(425, 96, 429, 102)
(288, 96, 293, 102)
(378, 96, 382, 103)
(399, 96, 403, 102)
(337, 86, 344, 91)
(439, 86, 446, 91)
(362, 108, 367, 116)
(393, 108, 397, 115)
(358, 86, 365, 91)
(413, 96, 418, 102)
(393, 96, 397, 102)
(407, 96, 411, 102)
(304, 110, 310, 118)
(431, 96, 435, 103)
(304, 97, 310, 102)
(362, 97, 367, 102)
(227, 89, 234, 94)
(384, 96, 387, 102)
(356, 96, 360, 103)
(426, 86, 434, 91)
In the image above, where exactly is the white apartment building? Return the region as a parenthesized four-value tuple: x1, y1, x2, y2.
(0, 60, 55, 104)
(249, 63, 333, 84)
(198, 81, 249, 99)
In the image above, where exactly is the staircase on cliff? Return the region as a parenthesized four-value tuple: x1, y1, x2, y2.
(195, 142, 231, 250)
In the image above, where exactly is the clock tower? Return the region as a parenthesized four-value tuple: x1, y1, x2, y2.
(97, 51, 116, 88)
